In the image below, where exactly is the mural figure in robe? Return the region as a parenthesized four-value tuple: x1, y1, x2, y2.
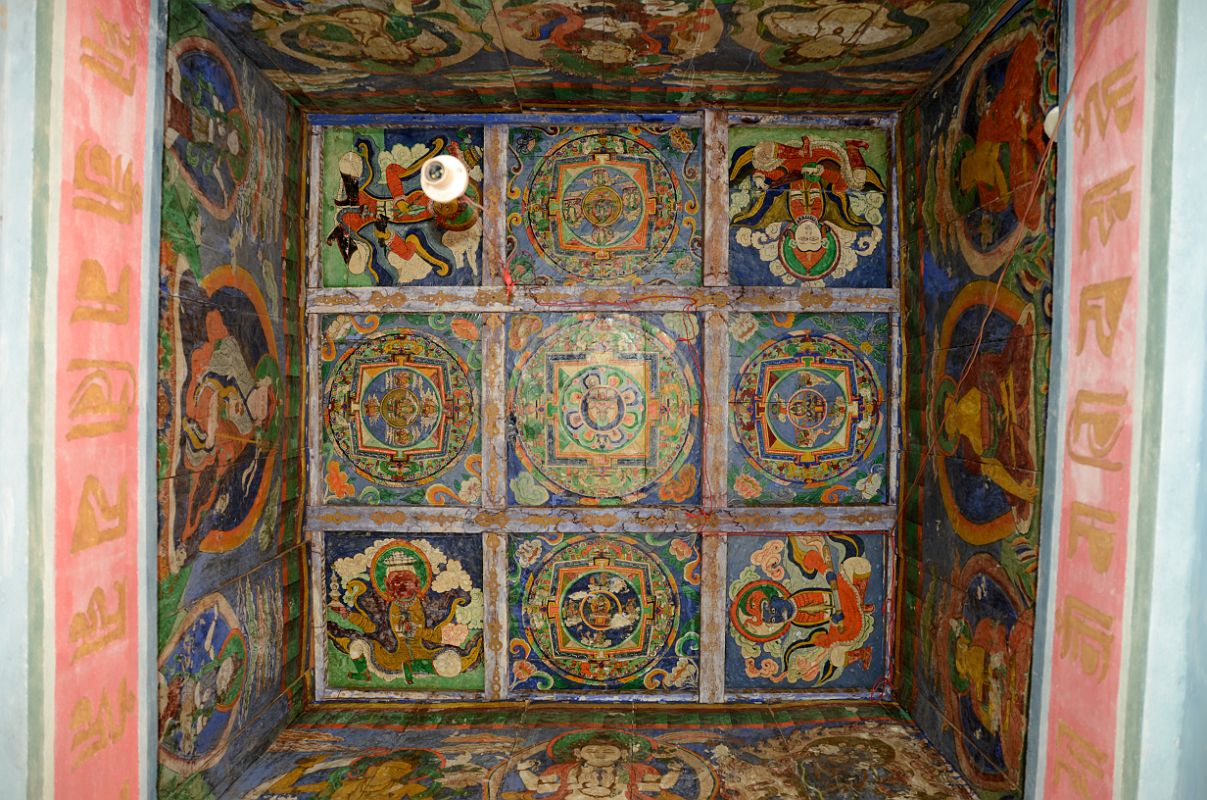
(512, 731, 687, 800)
(957, 34, 1046, 241)
(256, 750, 446, 799)
(938, 303, 1039, 506)
(328, 562, 483, 685)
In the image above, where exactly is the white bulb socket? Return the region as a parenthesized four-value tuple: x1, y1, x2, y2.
(420, 154, 470, 203)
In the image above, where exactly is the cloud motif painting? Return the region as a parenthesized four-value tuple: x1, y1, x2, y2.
(729, 126, 890, 288)
(726, 533, 887, 692)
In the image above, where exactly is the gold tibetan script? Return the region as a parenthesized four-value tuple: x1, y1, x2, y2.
(79, 10, 139, 95)
(1067, 501, 1117, 573)
(1066, 390, 1127, 471)
(1052, 720, 1108, 799)
(1079, 168, 1134, 252)
(72, 258, 131, 325)
(1084, 0, 1129, 33)
(1077, 278, 1130, 357)
(72, 142, 142, 225)
(66, 358, 135, 440)
(1056, 595, 1114, 682)
(1075, 55, 1138, 153)
(68, 581, 127, 663)
(69, 678, 135, 767)
(72, 473, 128, 553)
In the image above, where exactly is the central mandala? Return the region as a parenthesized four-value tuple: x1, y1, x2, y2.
(522, 536, 679, 685)
(559, 364, 648, 454)
(509, 314, 697, 502)
(525, 133, 679, 281)
(731, 333, 883, 487)
(325, 330, 476, 486)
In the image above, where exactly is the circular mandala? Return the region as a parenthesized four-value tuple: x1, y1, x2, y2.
(325, 331, 476, 487)
(522, 536, 679, 685)
(732, 333, 882, 487)
(525, 133, 680, 281)
(509, 315, 697, 501)
(559, 365, 647, 454)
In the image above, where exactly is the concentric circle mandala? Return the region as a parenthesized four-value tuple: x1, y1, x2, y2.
(525, 132, 680, 281)
(522, 536, 680, 685)
(731, 332, 882, 487)
(325, 330, 476, 486)
(509, 315, 697, 501)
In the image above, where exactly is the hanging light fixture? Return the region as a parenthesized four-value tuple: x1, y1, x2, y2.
(421, 154, 471, 203)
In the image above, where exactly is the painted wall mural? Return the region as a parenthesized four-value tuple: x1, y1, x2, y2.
(228, 706, 977, 799)
(156, 1, 307, 796)
(507, 313, 702, 506)
(320, 125, 483, 287)
(507, 125, 702, 286)
(897, 0, 1057, 796)
(320, 313, 482, 506)
(509, 533, 701, 693)
(492, 728, 717, 797)
(933, 282, 1040, 547)
(495, 0, 724, 80)
(189, 1, 998, 111)
(158, 594, 248, 777)
(730, 0, 969, 75)
(934, 554, 1033, 791)
(729, 126, 890, 288)
(323, 533, 486, 693)
(160, 262, 282, 572)
(729, 312, 889, 506)
(726, 533, 887, 693)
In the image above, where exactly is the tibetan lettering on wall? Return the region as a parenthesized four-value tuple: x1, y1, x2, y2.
(53, 0, 150, 795)
(1044, 0, 1147, 796)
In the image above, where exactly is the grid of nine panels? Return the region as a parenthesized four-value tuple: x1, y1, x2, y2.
(304, 112, 901, 703)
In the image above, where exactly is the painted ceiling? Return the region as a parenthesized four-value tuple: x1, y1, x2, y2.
(189, 0, 1009, 113)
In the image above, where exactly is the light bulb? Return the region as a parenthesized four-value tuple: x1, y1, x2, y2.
(420, 154, 470, 203)
(1043, 106, 1061, 140)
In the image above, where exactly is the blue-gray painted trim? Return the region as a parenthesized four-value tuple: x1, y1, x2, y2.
(308, 112, 701, 127)
(139, 0, 168, 796)
(1024, 0, 1076, 795)
(0, 0, 39, 793)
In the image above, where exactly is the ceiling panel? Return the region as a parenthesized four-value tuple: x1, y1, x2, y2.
(191, 0, 1008, 112)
